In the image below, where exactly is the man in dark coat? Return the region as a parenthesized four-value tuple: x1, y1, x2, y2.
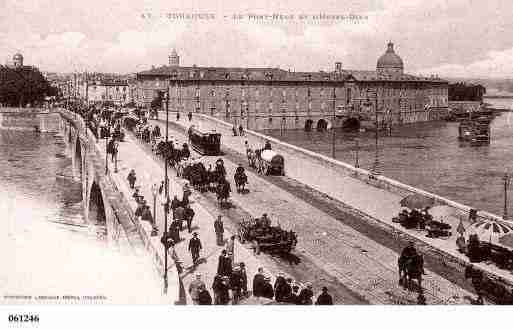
(214, 215, 224, 246)
(252, 267, 265, 297)
(230, 266, 244, 304)
(197, 283, 212, 305)
(239, 262, 248, 296)
(184, 205, 195, 233)
(212, 276, 230, 305)
(261, 276, 274, 299)
(188, 232, 202, 264)
(217, 250, 232, 277)
(315, 287, 333, 305)
(274, 273, 291, 303)
(127, 169, 136, 189)
(297, 283, 314, 305)
(174, 205, 185, 230)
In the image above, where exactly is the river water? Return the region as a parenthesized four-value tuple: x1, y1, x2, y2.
(264, 98, 513, 216)
(0, 129, 167, 304)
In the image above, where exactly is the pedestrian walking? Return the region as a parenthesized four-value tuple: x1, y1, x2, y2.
(226, 235, 235, 263)
(127, 169, 136, 189)
(214, 215, 224, 246)
(252, 267, 265, 297)
(315, 287, 333, 305)
(232, 125, 238, 136)
(274, 273, 291, 303)
(261, 276, 274, 299)
(239, 262, 248, 297)
(298, 282, 314, 305)
(238, 124, 244, 136)
(176, 112, 180, 121)
(230, 265, 244, 304)
(188, 273, 206, 305)
(184, 205, 195, 233)
(188, 232, 202, 265)
(188, 112, 193, 121)
(217, 250, 232, 277)
(213, 275, 230, 305)
(197, 283, 212, 305)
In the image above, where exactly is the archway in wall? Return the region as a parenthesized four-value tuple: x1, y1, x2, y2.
(89, 181, 106, 225)
(75, 138, 83, 181)
(304, 119, 313, 131)
(316, 119, 328, 132)
(342, 117, 361, 131)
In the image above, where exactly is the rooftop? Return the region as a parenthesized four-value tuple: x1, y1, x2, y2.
(137, 65, 445, 83)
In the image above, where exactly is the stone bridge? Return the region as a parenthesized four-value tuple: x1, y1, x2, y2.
(57, 109, 145, 251)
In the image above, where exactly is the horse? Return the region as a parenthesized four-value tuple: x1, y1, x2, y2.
(216, 179, 231, 207)
(234, 171, 248, 193)
(398, 254, 424, 293)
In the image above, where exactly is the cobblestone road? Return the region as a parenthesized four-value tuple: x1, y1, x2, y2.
(147, 118, 476, 305)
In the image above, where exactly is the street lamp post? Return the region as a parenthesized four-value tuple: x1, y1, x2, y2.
(331, 86, 337, 159)
(151, 183, 158, 237)
(162, 76, 172, 294)
(105, 134, 109, 175)
(504, 173, 511, 220)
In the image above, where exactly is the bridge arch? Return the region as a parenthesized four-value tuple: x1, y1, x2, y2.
(316, 119, 328, 132)
(305, 119, 313, 131)
(342, 117, 361, 131)
(88, 181, 106, 225)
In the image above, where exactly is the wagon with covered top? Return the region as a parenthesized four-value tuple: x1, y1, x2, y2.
(238, 217, 297, 254)
(256, 149, 285, 176)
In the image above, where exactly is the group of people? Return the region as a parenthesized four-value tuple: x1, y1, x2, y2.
(232, 124, 245, 137)
(127, 169, 159, 236)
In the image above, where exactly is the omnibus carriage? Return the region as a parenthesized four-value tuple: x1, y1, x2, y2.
(187, 125, 222, 155)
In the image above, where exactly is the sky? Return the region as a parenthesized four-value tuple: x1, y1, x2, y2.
(1, 0, 513, 78)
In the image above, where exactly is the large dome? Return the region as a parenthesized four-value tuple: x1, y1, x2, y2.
(377, 42, 403, 70)
(13, 53, 23, 60)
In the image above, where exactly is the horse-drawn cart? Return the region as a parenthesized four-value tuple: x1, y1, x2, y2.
(238, 218, 297, 254)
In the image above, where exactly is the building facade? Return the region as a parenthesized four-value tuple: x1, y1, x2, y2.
(135, 43, 448, 130)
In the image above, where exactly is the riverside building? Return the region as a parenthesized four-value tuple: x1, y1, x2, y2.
(135, 43, 448, 131)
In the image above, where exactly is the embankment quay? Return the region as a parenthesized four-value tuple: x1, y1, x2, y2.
(155, 111, 513, 304)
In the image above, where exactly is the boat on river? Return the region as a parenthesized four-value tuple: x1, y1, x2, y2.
(458, 116, 491, 144)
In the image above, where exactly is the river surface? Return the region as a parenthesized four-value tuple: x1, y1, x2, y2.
(0, 129, 167, 304)
(263, 99, 513, 216)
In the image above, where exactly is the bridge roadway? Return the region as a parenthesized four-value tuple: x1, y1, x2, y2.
(119, 117, 475, 304)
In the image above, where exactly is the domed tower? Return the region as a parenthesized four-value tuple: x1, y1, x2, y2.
(376, 42, 403, 77)
(13, 53, 24, 68)
(168, 48, 180, 67)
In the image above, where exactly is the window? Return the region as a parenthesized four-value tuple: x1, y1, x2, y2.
(210, 90, 216, 97)
(307, 88, 311, 97)
(195, 87, 200, 98)
(255, 89, 260, 98)
(321, 102, 325, 111)
(282, 89, 286, 99)
(346, 88, 351, 104)
(320, 88, 324, 99)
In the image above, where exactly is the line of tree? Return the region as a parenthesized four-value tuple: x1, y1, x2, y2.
(0, 65, 59, 107)
(448, 82, 486, 102)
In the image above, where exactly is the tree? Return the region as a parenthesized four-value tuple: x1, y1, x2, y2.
(0, 66, 56, 107)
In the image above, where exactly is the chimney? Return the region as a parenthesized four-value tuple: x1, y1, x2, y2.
(335, 62, 342, 73)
